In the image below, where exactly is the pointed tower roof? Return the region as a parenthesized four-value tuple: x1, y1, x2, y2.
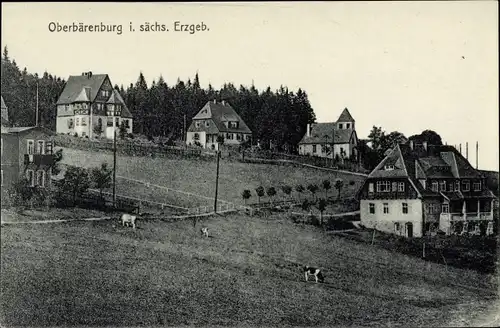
(337, 107, 355, 122)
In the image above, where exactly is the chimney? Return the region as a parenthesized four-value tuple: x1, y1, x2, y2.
(306, 123, 311, 137)
(423, 141, 428, 151)
(409, 140, 414, 150)
(459, 143, 462, 154)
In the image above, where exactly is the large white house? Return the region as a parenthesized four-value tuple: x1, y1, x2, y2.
(56, 72, 133, 139)
(298, 108, 358, 160)
(186, 100, 252, 150)
(358, 141, 496, 238)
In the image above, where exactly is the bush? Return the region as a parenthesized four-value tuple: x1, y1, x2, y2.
(128, 133, 134, 139)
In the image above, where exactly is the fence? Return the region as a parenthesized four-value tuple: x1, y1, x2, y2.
(54, 191, 139, 213)
(241, 149, 370, 175)
(52, 134, 205, 159)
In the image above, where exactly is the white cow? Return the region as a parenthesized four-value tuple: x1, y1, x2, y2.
(121, 213, 137, 230)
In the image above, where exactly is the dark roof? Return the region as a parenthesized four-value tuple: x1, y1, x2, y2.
(1, 126, 56, 135)
(299, 122, 356, 144)
(337, 108, 355, 122)
(187, 100, 252, 134)
(1, 95, 9, 126)
(56, 74, 108, 105)
(365, 142, 492, 199)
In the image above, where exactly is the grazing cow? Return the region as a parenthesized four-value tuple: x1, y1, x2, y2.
(201, 227, 209, 238)
(121, 213, 137, 230)
(303, 265, 324, 283)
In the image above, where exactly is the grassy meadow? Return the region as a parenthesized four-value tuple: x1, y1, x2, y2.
(1, 212, 498, 326)
(59, 148, 365, 208)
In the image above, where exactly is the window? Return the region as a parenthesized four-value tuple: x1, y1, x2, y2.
(473, 181, 481, 191)
(462, 180, 470, 192)
(383, 203, 389, 214)
(402, 203, 408, 214)
(81, 118, 87, 126)
(37, 140, 45, 154)
(339, 123, 343, 129)
(455, 181, 460, 192)
(398, 182, 405, 192)
(442, 203, 449, 213)
(26, 169, 35, 187)
(346, 123, 350, 129)
(36, 170, 45, 187)
(76, 118, 80, 126)
(376, 181, 391, 192)
(107, 119, 113, 127)
(195, 121, 201, 128)
(45, 141, 53, 155)
(440, 181, 446, 191)
(392, 182, 398, 192)
(385, 165, 395, 171)
(194, 133, 200, 141)
(82, 132, 86, 137)
(68, 118, 74, 129)
(449, 182, 454, 192)
(369, 203, 375, 214)
(115, 117, 119, 125)
(124, 119, 130, 128)
(205, 121, 210, 127)
(368, 183, 374, 193)
(431, 181, 438, 192)
(313, 145, 317, 153)
(27, 140, 35, 155)
(394, 222, 400, 232)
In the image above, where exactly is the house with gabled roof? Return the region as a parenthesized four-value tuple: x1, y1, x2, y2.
(298, 108, 358, 161)
(56, 72, 133, 139)
(186, 99, 252, 150)
(358, 140, 497, 238)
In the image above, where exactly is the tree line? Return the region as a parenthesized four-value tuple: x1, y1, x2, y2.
(1, 46, 317, 152)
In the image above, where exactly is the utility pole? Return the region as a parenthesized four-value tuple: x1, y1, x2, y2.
(113, 129, 117, 207)
(35, 81, 39, 126)
(476, 141, 479, 169)
(214, 150, 221, 213)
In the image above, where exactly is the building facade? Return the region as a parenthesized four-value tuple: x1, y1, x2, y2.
(186, 100, 252, 150)
(358, 141, 496, 238)
(56, 72, 133, 139)
(1, 126, 55, 204)
(298, 108, 358, 160)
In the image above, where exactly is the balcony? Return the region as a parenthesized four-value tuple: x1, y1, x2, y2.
(24, 154, 54, 166)
(440, 212, 493, 222)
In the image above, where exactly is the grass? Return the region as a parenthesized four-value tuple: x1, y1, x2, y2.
(59, 147, 365, 208)
(1, 212, 498, 326)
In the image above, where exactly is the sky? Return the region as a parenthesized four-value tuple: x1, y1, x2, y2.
(1, 1, 498, 171)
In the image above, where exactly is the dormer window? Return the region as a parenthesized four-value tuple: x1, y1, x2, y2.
(384, 165, 395, 171)
(455, 181, 460, 191)
(346, 123, 350, 129)
(195, 121, 201, 128)
(462, 180, 470, 192)
(431, 181, 438, 192)
(205, 121, 210, 127)
(473, 181, 481, 191)
(439, 181, 446, 191)
(339, 123, 343, 129)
